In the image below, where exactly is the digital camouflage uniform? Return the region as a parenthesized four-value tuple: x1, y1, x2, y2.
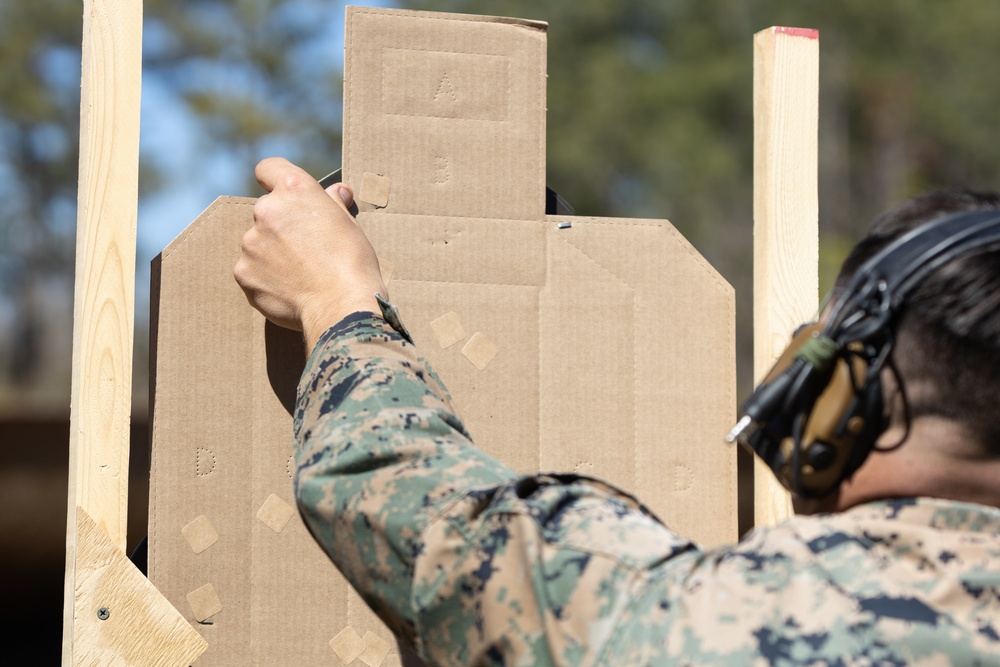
(293, 310, 1000, 666)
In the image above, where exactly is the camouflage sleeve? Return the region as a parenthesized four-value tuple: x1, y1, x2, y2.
(294, 310, 700, 666)
(293, 311, 516, 641)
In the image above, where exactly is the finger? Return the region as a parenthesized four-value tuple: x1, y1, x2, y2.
(323, 182, 354, 210)
(254, 157, 288, 192)
(254, 157, 310, 193)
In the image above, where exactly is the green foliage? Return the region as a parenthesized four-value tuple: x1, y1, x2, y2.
(401, 0, 1000, 251)
(399, 0, 1000, 397)
(0, 0, 348, 405)
(763, 0, 1000, 230)
(142, 0, 347, 184)
(5, 0, 1000, 407)
(404, 0, 755, 248)
(0, 0, 83, 397)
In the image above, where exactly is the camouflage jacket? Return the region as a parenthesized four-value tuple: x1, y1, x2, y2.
(293, 312, 1000, 666)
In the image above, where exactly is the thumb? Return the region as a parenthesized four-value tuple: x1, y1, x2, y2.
(324, 182, 354, 210)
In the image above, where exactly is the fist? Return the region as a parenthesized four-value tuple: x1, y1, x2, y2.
(234, 157, 387, 351)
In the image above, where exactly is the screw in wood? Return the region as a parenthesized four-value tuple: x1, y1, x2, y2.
(97, 607, 110, 621)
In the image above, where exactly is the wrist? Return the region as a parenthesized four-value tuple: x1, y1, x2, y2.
(301, 292, 381, 354)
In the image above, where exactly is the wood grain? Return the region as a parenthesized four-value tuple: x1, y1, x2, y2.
(63, 0, 142, 659)
(752, 26, 820, 527)
(62, 1, 206, 664)
(72, 508, 208, 666)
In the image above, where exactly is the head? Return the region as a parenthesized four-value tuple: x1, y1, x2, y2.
(836, 190, 1000, 451)
(733, 189, 1000, 514)
(808, 189, 1000, 511)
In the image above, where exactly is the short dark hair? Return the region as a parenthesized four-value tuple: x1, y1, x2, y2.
(835, 190, 1000, 452)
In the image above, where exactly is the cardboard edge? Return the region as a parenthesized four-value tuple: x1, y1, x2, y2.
(546, 214, 736, 296)
(343, 5, 549, 218)
(161, 196, 256, 258)
(149, 195, 257, 582)
(346, 5, 547, 32)
(148, 251, 162, 479)
(545, 213, 738, 541)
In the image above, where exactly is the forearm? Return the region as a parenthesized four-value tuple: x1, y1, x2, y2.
(293, 309, 701, 666)
(293, 311, 517, 642)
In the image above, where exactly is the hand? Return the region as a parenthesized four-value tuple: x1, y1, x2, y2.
(234, 157, 387, 352)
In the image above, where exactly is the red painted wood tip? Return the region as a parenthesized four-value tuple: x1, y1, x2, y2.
(774, 26, 819, 40)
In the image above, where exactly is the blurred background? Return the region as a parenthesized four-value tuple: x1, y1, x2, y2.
(5, 0, 1000, 662)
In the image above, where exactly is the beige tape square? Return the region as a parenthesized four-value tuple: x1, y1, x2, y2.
(181, 514, 219, 554)
(377, 256, 394, 287)
(186, 583, 222, 622)
(359, 631, 392, 667)
(462, 332, 499, 370)
(330, 626, 365, 665)
(256, 493, 295, 534)
(360, 172, 391, 208)
(430, 311, 466, 349)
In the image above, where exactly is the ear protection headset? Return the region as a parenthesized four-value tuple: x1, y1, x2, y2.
(726, 209, 1000, 498)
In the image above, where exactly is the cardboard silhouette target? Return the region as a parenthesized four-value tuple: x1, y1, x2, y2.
(149, 8, 736, 666)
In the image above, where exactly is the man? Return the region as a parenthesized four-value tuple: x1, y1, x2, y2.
(235, 157, 1000, 665)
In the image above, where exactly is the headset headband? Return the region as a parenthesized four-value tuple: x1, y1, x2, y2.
(826, 209, 1000, 345)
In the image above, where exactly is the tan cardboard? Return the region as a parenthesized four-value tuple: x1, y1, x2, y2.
(149, 7, 736, 665)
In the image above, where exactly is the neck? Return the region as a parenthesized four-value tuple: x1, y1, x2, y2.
(800, 416, 1000, 514)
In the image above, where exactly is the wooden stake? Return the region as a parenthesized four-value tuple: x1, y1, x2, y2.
(752, 27, 820, 527)
(63, 1, 206, 664)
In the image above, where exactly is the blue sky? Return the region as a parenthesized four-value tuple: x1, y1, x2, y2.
(134, 1, 397, 319)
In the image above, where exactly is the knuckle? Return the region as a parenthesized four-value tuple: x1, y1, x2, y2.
(233, 258, 248, 284)
(240, 226, 258, 250)
(252, 196, 271, 222)
(280, 171, 308, 191)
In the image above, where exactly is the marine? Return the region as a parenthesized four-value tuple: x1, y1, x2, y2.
(235, 157, 1000, 665)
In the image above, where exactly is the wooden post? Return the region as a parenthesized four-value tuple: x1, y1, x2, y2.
(752, 27, 820, 528)
(62, 1, 206, 664)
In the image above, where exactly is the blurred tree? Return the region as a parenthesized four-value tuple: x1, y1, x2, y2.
(403, 0, 755, 248)
(767, 0, 1000, 237)
(0, 1, 82, 394)
(5, 0, 1000, 410)
(142, 0, 346, 182)
(401, 0, 1000, 393)
(401, 0, 1000, 267)
(0, 0, 347, 411)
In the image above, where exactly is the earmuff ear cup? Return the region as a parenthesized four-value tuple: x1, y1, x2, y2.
(779, 351, 883, 497)
(738, 324, 885, 498)
(835, 362, 885, 484)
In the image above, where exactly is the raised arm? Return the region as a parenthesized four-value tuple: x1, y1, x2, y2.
(234, 158, 699, 665)
(293, 308, 517, 646)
